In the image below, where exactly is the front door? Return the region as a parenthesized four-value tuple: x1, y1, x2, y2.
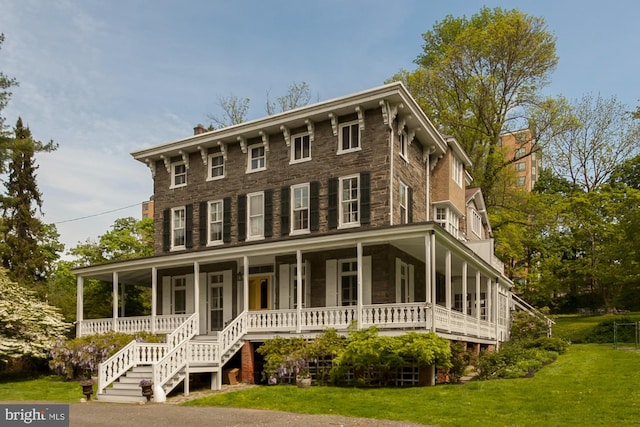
(249, 275, 271, 310)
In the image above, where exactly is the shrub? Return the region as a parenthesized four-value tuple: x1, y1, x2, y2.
(49, 331, 163, 380)
(585, 317, 635, 343)
(510, 309, 552, 341)
(446, 341, 477, 384)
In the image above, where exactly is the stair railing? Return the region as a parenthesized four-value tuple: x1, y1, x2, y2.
(218, 311, 248, 365)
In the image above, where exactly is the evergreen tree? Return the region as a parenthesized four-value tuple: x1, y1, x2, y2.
(0, 118, 60, 289)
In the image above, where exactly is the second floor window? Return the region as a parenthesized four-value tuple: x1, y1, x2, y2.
(171, 162, 187, 188)
(291, 183, 310, 233)
(248, 144, 266, 172)
(338, 121, 360, 153)
(247, 192, 264, 240)
(471, 210, 483, 237)
(399, 131, 408, 160)
(291, 133, 311, 163)
(452, 156, 463, 187)
(515, 161, 526, 172)
(172, 206, 186, 249)
(399, 181, 408, 224)
(208, 200, 223, 244)
(208, 153, 225, 180)
(340, 175, 359, 227)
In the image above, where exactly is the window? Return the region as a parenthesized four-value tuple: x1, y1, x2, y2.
(338, 121, 360, 153)
(434, 206, 460, 239)
(515, 162, 526, 172)
(339, 175, 359, 227)
(248, 144, 266, 172)
(172, 277, 187, 314)
(516, 176, 526, 187)
(171, 162, 187, 188)
(452, 156, 463, 187)
(208, 200, 223, 245)
(399, 181, 408, 224)
(291, 133, 311, 163)
(171, 207, 186, 250)
(339, 260, 358, 306)
(291, 183, 309, 234)
(247, 192, 264, 240)
(208, 153, 225, 180)
(471, 210, 482, 237)
(514, 147, 526, 159)
(399, 131, 408, 160)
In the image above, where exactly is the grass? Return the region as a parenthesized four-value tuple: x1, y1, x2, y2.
(0, 376, 80, 402)
(553, 312, 640, 343)
(184, 344, 640, 426)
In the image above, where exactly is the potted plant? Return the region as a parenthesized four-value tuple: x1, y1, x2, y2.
(139, 379, 154, 401)
(79, 378, 94, 400)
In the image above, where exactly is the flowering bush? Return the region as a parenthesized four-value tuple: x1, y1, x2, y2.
(49, 331, 163, 379)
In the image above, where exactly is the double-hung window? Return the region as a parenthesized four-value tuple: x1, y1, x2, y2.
(208, 200, 223, 245)
(399, 181, 408, 224)
(208, 153, 225, 180)
(452, 156, 463, 187)
(171, 162, 187, 188)
(291, 133, 311, 163)
(338, 121, 360, 153)
(471, 210, 482, 238)
(399, 131, 408, 161)
(248, 144, 266, 172)
(247, 192, 264, 240)
(172, 277, 187, 314)
(339, 175, 359, 227)
(171, 206, 186, 250)
(339, 260, 358, 306)
(291, 183, 310, 234)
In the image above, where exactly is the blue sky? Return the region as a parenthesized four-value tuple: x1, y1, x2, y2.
(0, 0, 638, 255)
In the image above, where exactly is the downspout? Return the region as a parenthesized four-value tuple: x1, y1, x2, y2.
(76, 276, 84, 337)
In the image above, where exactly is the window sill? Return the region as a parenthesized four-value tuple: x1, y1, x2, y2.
(337, 147, 362, 155)
(206, 175, 225, 182)
(169, 183, 187, 190)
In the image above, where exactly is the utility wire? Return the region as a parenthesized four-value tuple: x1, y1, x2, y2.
(53, 202, 141, 225)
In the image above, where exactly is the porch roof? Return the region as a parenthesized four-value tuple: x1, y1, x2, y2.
(72, 222, 511, 286)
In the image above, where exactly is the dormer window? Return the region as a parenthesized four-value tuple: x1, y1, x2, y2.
(171, 162, 187, 188)
(248, 144, 266, 172)
(338, 121, 360, 154)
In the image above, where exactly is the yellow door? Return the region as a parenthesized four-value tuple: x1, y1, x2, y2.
(249, 275, 271, 310)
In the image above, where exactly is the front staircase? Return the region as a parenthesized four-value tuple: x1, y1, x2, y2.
(96, 312, 247, 403)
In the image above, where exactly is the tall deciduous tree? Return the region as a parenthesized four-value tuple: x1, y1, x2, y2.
(266, 81, 313, 115)
(389, 7, 558, 205)
(207, 94, 250, 128)
(0, 118, 60, 289)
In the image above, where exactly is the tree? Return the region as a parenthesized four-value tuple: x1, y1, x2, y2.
(0, 268, 69, 364)
(207, 94, 250, 128)
(266, 81, 313, 115)
(389, 7, 558, 205)
(610, 153, 640, 190)
(544, 94, 640, 193)
(0, 118, 61, 289)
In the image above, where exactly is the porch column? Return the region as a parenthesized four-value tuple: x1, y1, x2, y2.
(475, 271, 481, 321)
(494, 278, 500, 343)
(486, 278, 493, 325)
(76, 276, 84, 337)
(194, 261, 200, 322)
(424, 234, 431, 306)
(296, 249, 302, 333)
(356, 241, 363, 330)
(151, 267, 157, 334)
(462, 261, 468, 319)
(112, 272, 119, 332)
(430, 231, 436, 332)
(243, 255, 249, 312)
(445, 249, 451, 312)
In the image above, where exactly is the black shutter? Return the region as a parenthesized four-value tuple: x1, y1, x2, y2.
(328, 177, 338, 229)
(223, 197, 231, 243)
(238, 194, 246, 241)
(360, 172, 370, 224)
(310, 181, 320, 231)
(162, 208, 170, 252)
(185, 204, 193, 248)
(199, 201, 207, 246)
(281, 186, 290, 236)
(407, 187, 413, 224)
(264, 189, 273, 238)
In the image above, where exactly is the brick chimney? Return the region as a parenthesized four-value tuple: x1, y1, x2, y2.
(193, 124, 208, 135)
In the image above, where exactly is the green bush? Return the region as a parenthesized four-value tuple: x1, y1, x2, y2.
(49, 331, 163, 380)
(446, 341, 477, 383)
(585, 317, 636, 343)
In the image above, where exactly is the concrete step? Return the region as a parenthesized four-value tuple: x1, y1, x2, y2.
(103, 387, 145, 397)
(96, 393, 147, 404)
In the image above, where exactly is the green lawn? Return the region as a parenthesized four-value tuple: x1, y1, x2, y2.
(185, 344, 640, 427)
(553, 312, 640, 343)
(0, 376, 79, 402)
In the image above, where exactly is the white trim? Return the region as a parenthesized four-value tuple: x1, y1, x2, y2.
(337, 120, 361, 154)
(170, 206, 186, 251)
(206, 152, 225, 181)
(207, 200, 224, 246)
(247, 143, 266, 173)
(338, 174, 360, 229)
(170, 161, 187, 189)
(289, 132, 312, 164)
(247, 191, 265, 241)
(290, 183, 310, 235)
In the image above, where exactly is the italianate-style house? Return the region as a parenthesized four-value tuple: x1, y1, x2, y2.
(73, 82, 536, 403)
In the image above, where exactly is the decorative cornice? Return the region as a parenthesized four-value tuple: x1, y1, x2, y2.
(379, 101, 402, 128)
(217, 141, 227, 159)
(145, 158, 156, 177)
(408, 127, 418, 146)
(160, 155, 171, 174)
(397, 117, 407, 134)
(197, 146, 207, 166)
(355, 105, 365, 130)
(280, 125, 291, 147)
(178, 150, 189, 169)
(328, 113, 338, 136)
(423, 146, 436, 164)
(305, 119, 315, 142)
(238, 136, 247, 154)
(259, 131, 270, 152)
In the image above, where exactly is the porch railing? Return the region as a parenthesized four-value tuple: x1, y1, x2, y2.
(79, 314, 191, 337)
